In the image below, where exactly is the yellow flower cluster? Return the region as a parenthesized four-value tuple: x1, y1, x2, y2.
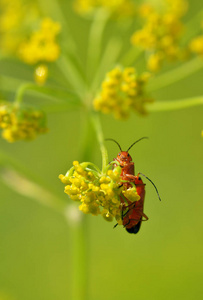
(0, 0, 39, 55)
(73, 0, 136, 18)
(131, 0, 188, 71)
(59, 161, 140, 224)
(0, 102, 48, 142)
(93, 66, 152, 119)
(19, 18, 61, 65)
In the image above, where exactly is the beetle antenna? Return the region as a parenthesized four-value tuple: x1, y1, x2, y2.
(127, 137, 148, 152)
(139, 173, 161, 201)
(105, 138, 122, 151)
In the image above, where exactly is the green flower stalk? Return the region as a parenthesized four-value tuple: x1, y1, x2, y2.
(59, 160, 140, 225)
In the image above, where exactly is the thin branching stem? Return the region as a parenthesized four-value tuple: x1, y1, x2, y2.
(90, 111, 108, 173)
(147, 96, 203, 112)
(86, 9, 109, 82)
(147, 57, 203, 92)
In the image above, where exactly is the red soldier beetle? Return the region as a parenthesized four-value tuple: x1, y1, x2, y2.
(105, 138, 161, 234)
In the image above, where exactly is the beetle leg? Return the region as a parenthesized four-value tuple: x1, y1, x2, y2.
(125, 174, 137, 180)
(141, 213, 149, 221)
(113, 223, 118, 229)
(123, 219, 131, 228)
(121, 202, 135, 218)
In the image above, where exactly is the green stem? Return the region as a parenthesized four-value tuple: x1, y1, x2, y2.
(67, 110, 99, 300)
(15, 83, 30, 105)
(13, 82, 82, 108)
(69, 214, 89, 300)
(147, 57, 203, 92)
(119, 47, 143, 67)
(147, 96, 203, 112)
(182, 8, 203, 44)
(86, 9, 109, 82)
(90, 111, 108, 173)
(90, 37, 122, 93)
(79, 111, 97, 162)
(56, 55, 87, 98)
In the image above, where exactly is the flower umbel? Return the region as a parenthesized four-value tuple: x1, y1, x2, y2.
(0, 101, 48, 142)
(93, 66, 152, 119)
(19, 17, 61, 65)
(59, 161, 140, 225)
(131, 0, 188, 71)
(0, 0, 39, 55)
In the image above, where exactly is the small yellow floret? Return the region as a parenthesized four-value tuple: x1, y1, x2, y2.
(147, 53, 163, 72)
(58, 174, 70, 184)
(122, 187, 140, 202)
(102, 209, 114, 222)
(34, 64, 48, 85)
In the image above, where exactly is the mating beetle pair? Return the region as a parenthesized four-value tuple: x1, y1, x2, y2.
(106, 138, 161, 234)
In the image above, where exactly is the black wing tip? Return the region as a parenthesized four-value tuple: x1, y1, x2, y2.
(125, 222, 141, 234)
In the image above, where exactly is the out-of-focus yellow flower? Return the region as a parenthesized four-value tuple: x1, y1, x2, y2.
(93, 66, 153, 119)
(0, 0, 22, 32)
(147, 52, 164, 72)
(164, 0, 188, 17)
(19, 18, 61, 65)
(131, 0, 188, 71)
(73, 0, 136, 18)
(0, 0, 39, 55)
(0, 101, 48, 142)
(59, 161, 140, 225)
(188, 19, 203, 59)
(189, 20, 203, 58)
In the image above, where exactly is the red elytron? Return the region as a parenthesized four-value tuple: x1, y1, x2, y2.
(106, 138, 161, 234)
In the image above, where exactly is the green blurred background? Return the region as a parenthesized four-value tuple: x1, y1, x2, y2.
(0, 0, 203, 299)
